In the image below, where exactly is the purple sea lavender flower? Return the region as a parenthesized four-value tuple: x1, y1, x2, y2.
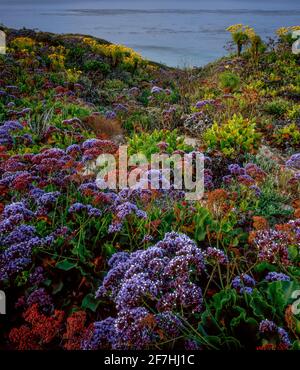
(232, 274, 256, 294)
(36, 191, 60, 208)
(254, 228, 290, 265)
(2, 224, 36, 245)
(237, 174, 255, 186)
(259, 319, 277, 334)
(86, 205, 102, 217)
(66, 144, 81, 156)
(286, 153, 300, 169)
(78, 182, 99, 193)
(228, 164, 246, 176)
(105, 111, 117, 120)
(277, 327, 291, 347)
(2, 201, 34, 220)
(81, 317, 116, 350)
(185, 339, 201, 350)
(222, 175, 233, 185)
(114, 307, 153, 349)
(205, 247, 229, 265)
(26, 288, 54, 312)
(249, 185, 261, 197)
(115, 272, 160, 310)
(156, 311, 182, 337)
(68, 202, 88, 214)
(265, 272, 290, 282)
(141, 234, 154, 244)
(0, 214, 26, 233)
(108, 252, 130, 268)
(195, 99, 214, 109)
(29, 266, 45, 286)
(151, 86, 163, 94)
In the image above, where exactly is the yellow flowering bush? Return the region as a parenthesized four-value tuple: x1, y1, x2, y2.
(226, 24, 253, 56)
(48, 45, 66, 70)
(276, 26, 300, 37)
(82, 37, 142, 68)
(10, 37, 36, 51)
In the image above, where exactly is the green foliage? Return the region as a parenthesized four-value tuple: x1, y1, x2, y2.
(219, 71, 240, 91)
(264, 99, 290, 117)
(274, 123, 300, 147)
(203, 114, 261, 158)
(128, 129, 193, 159)
(83, 60, 111, 75)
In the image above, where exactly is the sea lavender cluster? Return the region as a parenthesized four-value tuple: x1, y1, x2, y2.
(205, 247, 229, 265)
(105, 111, 117, 120)
(90, 232, 205, 349)
(286, 153, 300, 170)
(35, 191, 61, 209)
(108, 200, 147, 233)
(265, 272, 290, 282)
(259, 320, 291, 348)
(81, 138, 118, 161)
(232, 274, 256, 294)
(0, 202, 34, 233)
(151, 86, 164, 94)
(26, 288, 54, 313)
(223, 163, 266, 195)
(195, 99, 215, 109)
(253, 228, 290, 265)
(81, 317, 116, 350)
(68, 202, 102, 217)
(0, 120, 24, 148)
(29, 266, 45, 286)
(0, 230, 53, 281)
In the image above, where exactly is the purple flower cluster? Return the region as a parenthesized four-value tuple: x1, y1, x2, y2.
(0, 233, 53, 281)
(195, 99, 215, 109)
(223, 163, 266, 195)
(205, 247, 229, 265)
(259, 319, 277, 334)
(29, 266, 45, 286)
(81, 317, 116, 350)
(91, 232, 205, 349)
(108, 201, 147, 234)
(0, 120, 24, 148)
(259, 320, 291, 347)
(232, 273, 256, 294)
(35, 191, 61, 209)
(265, 272, 290, 282)
(286, 153, 300, 169)
(253, 228, 290, 265)
(68, 202, 102, 217)
(151, 86, 164, 94)
(26, 288, 54, 312)
(105, 111, 117, 120)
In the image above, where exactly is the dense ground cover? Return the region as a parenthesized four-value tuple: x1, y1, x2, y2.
(0, 25, 300, 350)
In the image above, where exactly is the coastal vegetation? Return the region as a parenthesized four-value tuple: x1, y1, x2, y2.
(0, 24, 300, 350)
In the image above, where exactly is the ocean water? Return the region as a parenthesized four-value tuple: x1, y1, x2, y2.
(0, 0, 300, 67)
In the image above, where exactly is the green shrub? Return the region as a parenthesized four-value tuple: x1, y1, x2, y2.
(203, 114, 261, 158)
(83, 60, 111, 75)
(264, 99, 289, 117)
(219, 71, 240, 91)
(128, 129, 193, 159)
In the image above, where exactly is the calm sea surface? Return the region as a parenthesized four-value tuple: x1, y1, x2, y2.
(1, 0, 300, 67)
